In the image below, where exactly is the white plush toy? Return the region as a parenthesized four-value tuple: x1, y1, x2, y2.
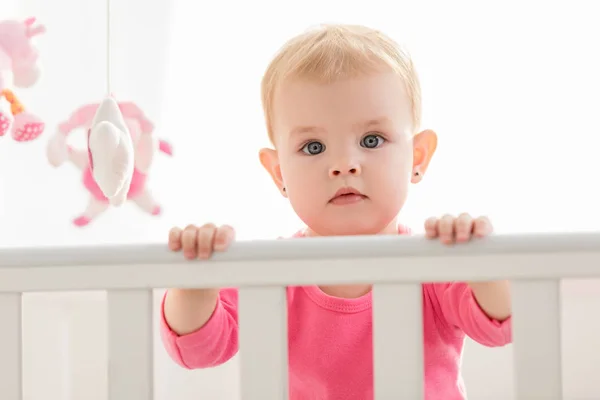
(47, 95, 173, 227)
(87, 96, 134, 206)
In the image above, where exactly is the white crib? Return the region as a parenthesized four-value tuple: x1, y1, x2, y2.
(1, 232, 599, 400)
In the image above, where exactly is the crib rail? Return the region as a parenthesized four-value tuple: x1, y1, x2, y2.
(1, 232, 599, 399)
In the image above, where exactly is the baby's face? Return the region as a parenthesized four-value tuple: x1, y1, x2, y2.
(269, 72, 424, 236)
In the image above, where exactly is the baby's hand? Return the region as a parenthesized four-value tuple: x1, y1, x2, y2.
(424, 213, 492, 244)
(168, 223, 235, 260)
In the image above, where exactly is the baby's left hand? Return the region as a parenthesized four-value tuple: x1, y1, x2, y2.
(425, 213, 492, 244)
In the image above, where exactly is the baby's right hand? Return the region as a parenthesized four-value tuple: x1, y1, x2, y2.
(168, 223, 235, 260)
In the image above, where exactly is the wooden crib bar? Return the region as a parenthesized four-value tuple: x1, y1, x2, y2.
(511, 280, 562, 399)
(0, 293, 22, 400)
(239, 286, 288, 399)
(0, 232, 598, 399)
(107, 290, 154, 400)
(372, 283, 424, 398)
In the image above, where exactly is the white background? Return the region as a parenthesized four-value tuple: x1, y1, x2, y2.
(1, 0, 600, 399)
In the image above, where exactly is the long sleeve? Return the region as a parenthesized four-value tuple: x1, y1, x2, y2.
(428, 282, 512, 347)
(160, 288, 239, 369)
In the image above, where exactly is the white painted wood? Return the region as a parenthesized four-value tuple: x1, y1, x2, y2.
(511, 280, 562, 399)
(0, 235, 597, 399)
(0, 293, 21, 400)
(372, 283, 423, 399)
(238, 286, 288, 399)
(107, 290, 153, 400)
(0, 247, 600, 292)
(59, 293, 107, 400)
(1, 233, 599, 267)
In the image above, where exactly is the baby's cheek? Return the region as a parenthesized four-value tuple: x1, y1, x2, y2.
(373, 167, 410, 211)
(287, 192, 322, 229)
(289, 184, 321, 210)
(286, 174, 323, 203)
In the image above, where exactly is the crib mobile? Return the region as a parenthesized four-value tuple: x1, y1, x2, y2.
(0, 17, 46, 142)
(46, 97, 174, 227)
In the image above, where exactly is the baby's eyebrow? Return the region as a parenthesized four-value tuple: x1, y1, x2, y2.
(289, 125, 324, 136)
(288, 117, 393, 137)
(359, 117, 392, 130)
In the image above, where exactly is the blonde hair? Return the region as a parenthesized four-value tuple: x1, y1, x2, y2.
(261, 24, 422, 144)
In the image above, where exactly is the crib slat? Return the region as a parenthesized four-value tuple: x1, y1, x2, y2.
(238, 286, 288, 399)
(511, 280, 562, 399)
(0, 294, 22, 400)
(107, 290, 154, 400)
(372, 283, 423, 399)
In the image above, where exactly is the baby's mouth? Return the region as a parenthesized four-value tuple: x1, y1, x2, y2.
(329, 187, 367, 205)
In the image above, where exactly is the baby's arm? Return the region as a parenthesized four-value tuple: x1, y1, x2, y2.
(161, 287, 238, 368)
(163, 288, 220, 335)
(424, 214, 512, 346)
(428, 283, 512, 347)
(468, 281, 511, 321)
(160, 224, 239, 369)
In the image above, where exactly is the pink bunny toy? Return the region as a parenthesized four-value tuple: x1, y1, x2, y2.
(46, 96, 173, 227)
(0, 17, 46, 141)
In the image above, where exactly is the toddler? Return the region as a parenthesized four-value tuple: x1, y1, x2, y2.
(161, 24, 512, 400)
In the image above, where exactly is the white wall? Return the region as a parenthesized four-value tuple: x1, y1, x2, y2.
(20, 280, 600, 400)
(4, 0, 600, 246)
(3, 0, 600, 399)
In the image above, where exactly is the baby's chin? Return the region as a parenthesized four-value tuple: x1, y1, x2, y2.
(304, 216, 397, 237)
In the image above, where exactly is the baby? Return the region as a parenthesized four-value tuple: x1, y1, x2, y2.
(161, 24, 512, 400)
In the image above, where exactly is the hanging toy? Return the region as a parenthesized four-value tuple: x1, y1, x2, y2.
(46, 97, 174, 227)
(88, 96, 135, 206)
(0, 17, 46, 141)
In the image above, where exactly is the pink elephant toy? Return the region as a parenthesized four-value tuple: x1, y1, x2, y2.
(0, 17, 46, 141)
(46, 98, 173, 227)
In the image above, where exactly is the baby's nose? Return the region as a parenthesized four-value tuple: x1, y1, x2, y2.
(329, 162, 361, 177)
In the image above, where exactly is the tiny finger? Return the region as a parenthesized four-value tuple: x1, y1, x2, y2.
(438, 214, 455, 243)
(181, 224, 199, 259)
(424, 217, 438, 238)
(474, 216, 493, 237)
(196, 223, 217, 259)
(168, 227, 183, 251)
(214, 225, 236, 251)
(455, 213, 473, 242)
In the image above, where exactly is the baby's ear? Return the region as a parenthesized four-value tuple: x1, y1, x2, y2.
(411, 129, 437, 182)
(258, 148, 286, 196)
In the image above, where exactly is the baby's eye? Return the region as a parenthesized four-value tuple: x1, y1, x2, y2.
(360, 133, 385, 149)
(301, 141, 325, 155)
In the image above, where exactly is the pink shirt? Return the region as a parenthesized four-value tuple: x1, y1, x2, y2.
(160, 227, 512, 399)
